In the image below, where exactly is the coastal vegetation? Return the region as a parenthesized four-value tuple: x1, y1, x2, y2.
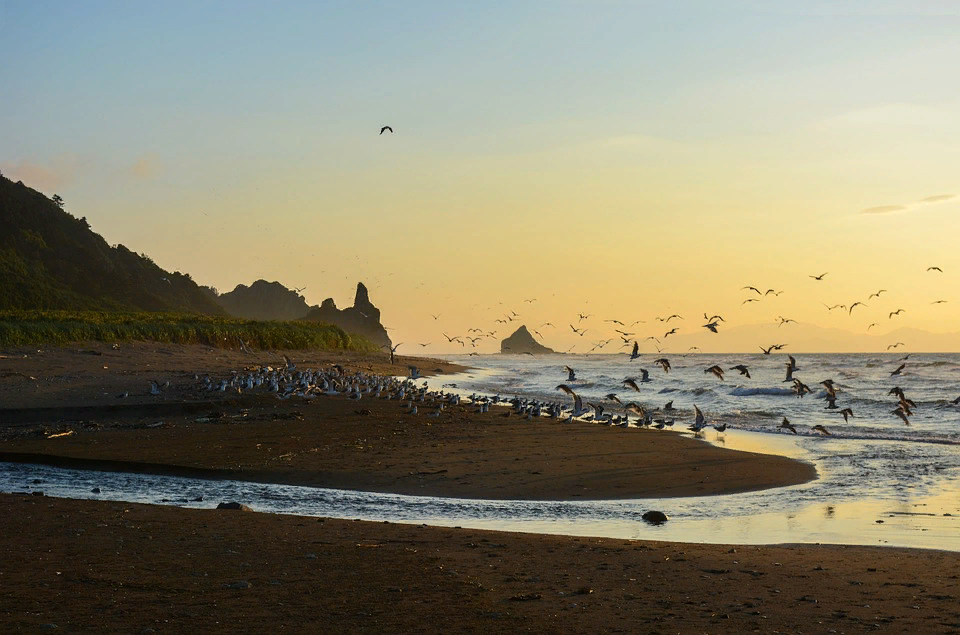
(0, 310, 378, 351)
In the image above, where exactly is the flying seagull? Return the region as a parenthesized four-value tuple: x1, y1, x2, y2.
(380, 126, 393, 135)
(848, 301, 867, 315)
(704, 365, 724, 380)
(779, 417, 797, 434)
(730, 364, 751, 379)
(810, 272, 828, 281)
(927, 266, 943, 272)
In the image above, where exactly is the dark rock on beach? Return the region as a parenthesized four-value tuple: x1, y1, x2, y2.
(641, 510, 669, 525)
(217, 502, 254, 511)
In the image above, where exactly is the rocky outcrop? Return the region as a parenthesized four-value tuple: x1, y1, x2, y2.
(215, 280, 311, 321)
(302, 283, 392, 349)
(500, 325, 555, 354)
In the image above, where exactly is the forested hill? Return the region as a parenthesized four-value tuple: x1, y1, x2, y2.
(0, 175, 224, 314)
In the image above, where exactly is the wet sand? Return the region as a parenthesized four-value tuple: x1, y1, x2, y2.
(3, 342, 957, 633)
(3, 494, 959, 633)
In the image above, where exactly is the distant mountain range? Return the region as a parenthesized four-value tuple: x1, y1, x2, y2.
(0, 174, 393, 349)
(0, 174, 223, 314)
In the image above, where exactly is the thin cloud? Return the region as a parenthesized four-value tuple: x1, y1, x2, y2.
(861, 205, 906, 215)
(860, 194, 956, 215)
(920, 194, 955, 203)
(0, 155, 85, 192)
(129, 153, 163, 179)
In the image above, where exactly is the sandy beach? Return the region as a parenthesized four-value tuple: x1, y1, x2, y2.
(2, 342, 959, 633)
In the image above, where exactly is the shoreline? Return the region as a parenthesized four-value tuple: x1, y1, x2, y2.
(0, 341, 817, 501)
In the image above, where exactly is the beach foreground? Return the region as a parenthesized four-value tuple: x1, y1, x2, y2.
(3, 494, 959, 633)
(3, 343, 956, 633)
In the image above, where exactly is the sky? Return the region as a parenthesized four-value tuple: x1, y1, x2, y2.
(3, 1, 960, 353)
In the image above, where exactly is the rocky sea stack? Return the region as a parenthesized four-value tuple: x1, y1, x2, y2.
(500, 325, 555, 354)
(302, 283, 392, 349)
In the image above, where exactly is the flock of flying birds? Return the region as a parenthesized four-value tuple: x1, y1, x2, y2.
(370, 267, 956, 437)
(409, 267, 950, 360)
(547, 350, 949, 440)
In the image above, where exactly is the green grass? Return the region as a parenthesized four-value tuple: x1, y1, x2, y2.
(0, 310, 379, 351)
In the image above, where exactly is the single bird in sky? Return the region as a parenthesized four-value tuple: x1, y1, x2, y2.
(654, 357, 671, 373)
(891, 363, 906, 376)
(927, 266, 943, 272)
(730, 364, 751, 378)
(812, 424, 831, 435)
(889, 309, 905, 319)
(848, 302, 867, 315)
(868, 290, 887, 299)
(379, 125, 393, 135)
(810, 272, 828, 281)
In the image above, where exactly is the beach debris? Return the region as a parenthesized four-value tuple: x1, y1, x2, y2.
(224, 581, 252, 589)
(642, 511, 669, 525)
(46, 430, 75, 439)
(510, 592, 543, 601)
(216, 502, 254, 511)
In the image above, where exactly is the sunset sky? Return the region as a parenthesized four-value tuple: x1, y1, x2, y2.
(3, 1, 960, 353)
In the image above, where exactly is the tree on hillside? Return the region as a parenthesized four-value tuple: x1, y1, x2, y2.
(52, 194, 64, 208)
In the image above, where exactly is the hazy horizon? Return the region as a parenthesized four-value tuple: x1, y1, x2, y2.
(4, 1, 960, 354)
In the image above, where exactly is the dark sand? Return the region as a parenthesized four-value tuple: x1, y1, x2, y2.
(2, 342, 957, 633)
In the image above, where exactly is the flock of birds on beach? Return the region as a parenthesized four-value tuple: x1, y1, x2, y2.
(136, 254, 956, 440)
(135, 342, 960, 445)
